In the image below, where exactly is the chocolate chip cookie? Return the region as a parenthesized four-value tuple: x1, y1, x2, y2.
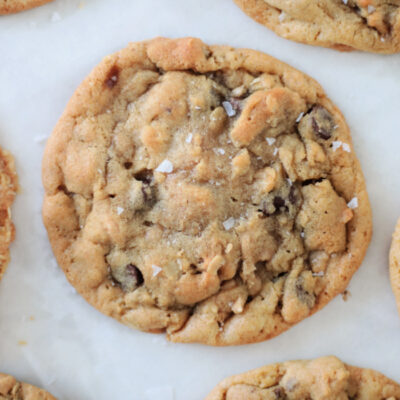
(0, 146, 17, 282)
(206, 356, 400, 399)
(234, 0, 400, 53)
(0, 373, 55, 399)
(0, 0, 52, 14)
(390, 218, 400, 315)
(42, 37, 372, 345)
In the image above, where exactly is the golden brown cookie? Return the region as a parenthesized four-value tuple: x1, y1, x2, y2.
(42, 37, 372, 345)
(390, 218, 400, 315)
(0, 0, 53, 14)
(234, 0, 400, 53)
(0, 373, 56, 400)
(0, 146, 17, 281)
(206, 356, 400, 399)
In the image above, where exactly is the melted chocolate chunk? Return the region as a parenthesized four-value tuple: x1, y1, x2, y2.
(105, 66, 120, 88)
(126, 264, 144, 286)
(310, 106, 334, 140)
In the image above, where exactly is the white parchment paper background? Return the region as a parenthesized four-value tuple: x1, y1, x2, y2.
(1, 1, 400, 398)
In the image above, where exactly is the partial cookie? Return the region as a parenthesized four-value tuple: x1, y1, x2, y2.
(0, 0, 53, 14)
(42, 37, 372, 345)
(0, 146, 17, 281)
(390, 218, 400, 315)
(0, 373, 56, 399)
(206, 356, 400, 399)
(234, 0, 400, 53)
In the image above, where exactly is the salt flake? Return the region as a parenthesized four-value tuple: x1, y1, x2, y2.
(347, 197, 358, 209)
(155, 159, 173, 173)
(296, 112, 304, 123)
(152, 264, 162, 277)
(273, 147, 279, 156)
(266, 137, 276, 145)
(117, 206, 124, 215)
(223, 217, 235, 230)
(185, 133, 193, 143)
(222, 101, 236, 117)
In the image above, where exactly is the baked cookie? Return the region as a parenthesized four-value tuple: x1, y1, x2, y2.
(0, 0, 53, 14)
(234, 0, 400, 53)
(0, 373, 56, 400)
(390, 218, 400, 315)
(206, 356, 400, 399)
(42, 37, 372, 345)
(0, 146, 17, 282)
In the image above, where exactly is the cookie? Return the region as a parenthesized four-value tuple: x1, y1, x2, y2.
(42, 37, 372, 345)
(0, 146, 17, 282)
(0, 373, 56, 399)
(390, 218, 400, 315)
(0, 0, 53, 14)
(206, 356, 400, 399)
(234, 0, 400, 53)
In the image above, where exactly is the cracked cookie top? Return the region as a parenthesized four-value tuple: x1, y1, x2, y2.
(0, 0, 52, 14)
(234, 0, 400, 53)
(206, 356, 400, 400)
(390, 218, 400, 316)
(0, 146, 17, 282)
(0, 373, 55, 400)
(42, 37, 372, 345)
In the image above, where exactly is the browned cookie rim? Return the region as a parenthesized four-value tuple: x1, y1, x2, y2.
(0, 0, 53, 15)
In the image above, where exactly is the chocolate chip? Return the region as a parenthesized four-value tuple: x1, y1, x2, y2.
(105, 66, 119, 88)
(273, 387, 286, 399)
(126, 264, 144, 286)
(295, 277, 315, 308)
(134, 169, 153, 185)
(289, 186, 297, 204)
(310, 106, 334, 140)
(273, 196, 285, 209)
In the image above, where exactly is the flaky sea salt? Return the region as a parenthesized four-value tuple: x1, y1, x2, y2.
(51, 12, 61, 22)
(217, 148, 225, 155)
(296, 112, 304, 123)
(155, 159, 173, 173)
(347, 197, 358, 209)
(278, 11, 286, 22)
(185, 133, 193, 143)
(152, 265, 162, 277)
(312, 271, 325, 277)
(266, 137, 276, 145)
(332, 141, 351, 152)
(222, 101, 236, 117)
(116, 206, 124, 215)
(367, 5, 376, 13)
(342, 0, 348, 4)
(223, 217, 235, 230)
(273, 147, 279, 156)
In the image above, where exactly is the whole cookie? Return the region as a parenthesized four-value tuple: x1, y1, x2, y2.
(0, 373, 55, 399)
(206, 356, 400, 399)
(0, 146, 17, 281)
(234, 0, 400, 53)
(0, 0, 52, 14)
(390, 218, 400, 315)
(42, 37, 372, 345)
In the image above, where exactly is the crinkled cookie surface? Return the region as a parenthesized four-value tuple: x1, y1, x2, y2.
(206, 356, 400, 400)
(0, 146, 17, 281)
(0, 373, 56, 400)
(42, 37, 372, 345)
(0, 0, 52, 14)
(390, 218, 400, 316)
(234, 0, 400, 53)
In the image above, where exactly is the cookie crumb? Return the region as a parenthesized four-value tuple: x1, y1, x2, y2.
(342, 290, 351, 301)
